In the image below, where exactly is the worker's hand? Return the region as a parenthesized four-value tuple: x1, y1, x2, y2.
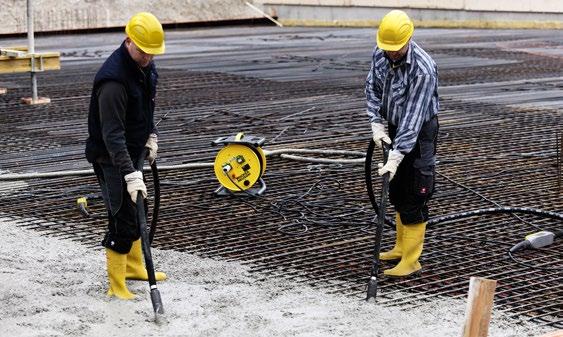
(378, 150, 404, 181)
(145, 133, 158, 164)
(124, 171, 147, 203)
(371, 123, 391, 149)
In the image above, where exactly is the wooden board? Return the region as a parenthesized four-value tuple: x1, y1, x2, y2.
(0, 52, 60, 74)
(462, 277, 498, 337)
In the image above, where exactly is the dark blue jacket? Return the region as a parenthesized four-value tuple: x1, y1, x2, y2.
(85, 41, 158, 175)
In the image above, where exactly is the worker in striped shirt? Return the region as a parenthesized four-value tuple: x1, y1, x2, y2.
(365, 10, 439, 277)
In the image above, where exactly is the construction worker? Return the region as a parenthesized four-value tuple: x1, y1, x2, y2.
(365, 10, 439, 277)
(85, 12, 167, 299)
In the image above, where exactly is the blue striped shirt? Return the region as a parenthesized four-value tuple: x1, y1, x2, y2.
(365, 41, 439, 155)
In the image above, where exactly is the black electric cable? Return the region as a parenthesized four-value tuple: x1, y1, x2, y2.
(365, 138, 563, 229)
(222, 172, 372, 234)
(435, 170, 544, 231)
(507, 250, 562, 273)
(273, 179, 373, 233)
(430, 233, 563, 273)
(427, 207, 563, 227)
(223, 172, 312, 234)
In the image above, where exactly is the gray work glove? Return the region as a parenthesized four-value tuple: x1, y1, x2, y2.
(124, 171, 147, 203)
(378, 149, 404, 181)
(371, 123, 391, 149)
(145, 133, 158, 164)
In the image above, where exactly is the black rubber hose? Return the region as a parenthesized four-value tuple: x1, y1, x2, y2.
(364, 140, 563, 228)
(149, 160, 160, 245)
(136, 151, 164, 315)
(366, 140, 390, 301)
(428, 207, 563, 227)
(364, 139, 395, 228)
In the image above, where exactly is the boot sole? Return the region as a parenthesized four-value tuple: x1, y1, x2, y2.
(379, 256, 402, 261)
(383, 269, 422, 278)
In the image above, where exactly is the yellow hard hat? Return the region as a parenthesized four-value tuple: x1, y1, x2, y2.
(376, 10, 414, 51)
(125, 12, 165, 55)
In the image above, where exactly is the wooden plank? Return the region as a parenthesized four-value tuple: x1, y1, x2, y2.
(7, 46, 28, 52)
(462, 277, 497, 337)
(0, 46, 28, 53)
(0, 52, 60, 74)
(20, 96, 51, 105)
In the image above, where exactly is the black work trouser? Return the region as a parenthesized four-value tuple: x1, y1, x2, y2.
(93, 161, 142, 254)
(388, 116, 439, 225)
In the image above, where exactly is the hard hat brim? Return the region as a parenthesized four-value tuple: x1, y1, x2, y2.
(376, 35, 407, 52)
(137, 42, 165, 55)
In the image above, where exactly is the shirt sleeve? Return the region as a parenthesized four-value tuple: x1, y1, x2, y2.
(365, 51, 384, 124)
(97, 81, 136, 175)
(393, 74, 436, 154)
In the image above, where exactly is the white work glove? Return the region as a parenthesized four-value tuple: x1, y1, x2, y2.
(145, 133, 158, 164)
(378, 150, 404, 181)
(371, 123, 391, 149)
(124, 171, 147, 203)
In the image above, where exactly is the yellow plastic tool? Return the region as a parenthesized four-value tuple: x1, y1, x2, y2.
(76, 197, 89, 215)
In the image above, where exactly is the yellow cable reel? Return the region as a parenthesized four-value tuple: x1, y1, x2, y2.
(212, 133, 267, 195)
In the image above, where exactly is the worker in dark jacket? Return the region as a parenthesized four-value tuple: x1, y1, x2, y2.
(365, 10, 439, 277)
(85, 12, 166, 299)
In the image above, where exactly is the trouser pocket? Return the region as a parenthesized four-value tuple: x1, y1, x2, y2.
(413, 166, 435, 198)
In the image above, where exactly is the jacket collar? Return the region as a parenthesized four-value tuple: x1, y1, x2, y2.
(386, 41, 413, 69)
(405, 41, 414, 65)
(119, 40, 154, 75)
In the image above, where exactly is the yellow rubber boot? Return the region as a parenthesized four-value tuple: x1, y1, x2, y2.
(106, 248, 135, 299)
(379, 213, 404, 261)
(384, 221, 426, 277)
(126, 239, 167, 281)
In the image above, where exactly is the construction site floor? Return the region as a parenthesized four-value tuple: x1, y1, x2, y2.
(0, 26, 561, 336)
